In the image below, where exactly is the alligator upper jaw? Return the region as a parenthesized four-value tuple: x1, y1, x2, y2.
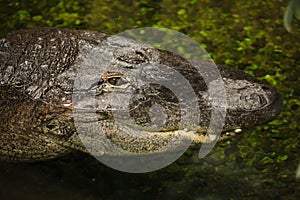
(72, 86, 283, 138)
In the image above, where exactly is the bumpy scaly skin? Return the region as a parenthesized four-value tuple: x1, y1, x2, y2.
(0, 27, 282, 161)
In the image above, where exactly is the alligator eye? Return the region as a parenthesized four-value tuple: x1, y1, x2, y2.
(108, 77, 124, 86)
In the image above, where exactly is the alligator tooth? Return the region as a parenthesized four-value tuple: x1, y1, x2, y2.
(234, 128, 242, 133)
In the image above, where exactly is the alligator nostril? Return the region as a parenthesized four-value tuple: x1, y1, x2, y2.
(257, 94, 268, 105)
(240, 93, 269, 110)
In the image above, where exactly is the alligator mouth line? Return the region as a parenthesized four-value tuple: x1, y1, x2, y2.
(72, 106, 241, 145)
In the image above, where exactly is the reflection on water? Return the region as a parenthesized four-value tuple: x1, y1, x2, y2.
(0, 138, 299, 200)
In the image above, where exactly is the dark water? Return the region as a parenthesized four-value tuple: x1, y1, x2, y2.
(0, 133, 298, 200)
(0, 0, 299, 199)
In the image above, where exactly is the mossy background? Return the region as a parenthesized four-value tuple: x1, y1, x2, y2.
(0, 0, 299, 199)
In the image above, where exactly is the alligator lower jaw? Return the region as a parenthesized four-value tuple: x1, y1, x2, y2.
(92, 129, 240, 156)
(172, 128, 241, 144)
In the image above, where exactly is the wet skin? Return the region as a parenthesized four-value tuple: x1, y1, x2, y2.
(0, 28, 282, 161)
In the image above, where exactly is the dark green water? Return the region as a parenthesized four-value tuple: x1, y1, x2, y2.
(0, 0, 299, 199)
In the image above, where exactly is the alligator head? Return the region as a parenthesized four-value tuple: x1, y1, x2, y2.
(0, 28, 282, 162)
(70, 33, 282, 156)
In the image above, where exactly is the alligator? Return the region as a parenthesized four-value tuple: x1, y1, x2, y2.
(0, 27, 282, 162)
